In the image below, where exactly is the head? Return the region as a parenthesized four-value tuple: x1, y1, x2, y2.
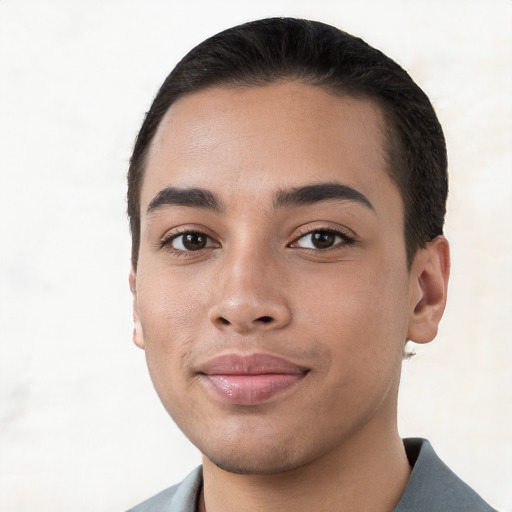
(128, 17, 448, 271)
(127, 18, 450, 474)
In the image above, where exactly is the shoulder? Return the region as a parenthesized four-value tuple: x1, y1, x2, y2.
(126, 484, 180, 512)
(395, 438, 495, 512)
(126, 466, 203, 512)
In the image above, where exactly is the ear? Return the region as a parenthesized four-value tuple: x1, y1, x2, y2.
(407, 236, 450, 344)
(129, 266, 145, 350)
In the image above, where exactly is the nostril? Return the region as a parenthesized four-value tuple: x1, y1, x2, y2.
(257, 316, 273, 323)
(219, 317, 230, 325)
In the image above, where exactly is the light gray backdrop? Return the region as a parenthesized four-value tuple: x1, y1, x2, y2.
(0, 1, 511, 510)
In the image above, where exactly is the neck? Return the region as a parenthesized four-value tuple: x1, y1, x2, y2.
(199, 414, 410, 512)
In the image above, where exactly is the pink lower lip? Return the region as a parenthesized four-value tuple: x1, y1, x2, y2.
(202, 373, 305, 405)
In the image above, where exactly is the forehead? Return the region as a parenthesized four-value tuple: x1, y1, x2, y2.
(142, 82, 398, 214)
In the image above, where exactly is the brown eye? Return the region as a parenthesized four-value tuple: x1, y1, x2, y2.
(310, 232, 337, 249)
(183, 233, 206, 250)
(295, 230, 342, 250)
(170, 232, 217, 251)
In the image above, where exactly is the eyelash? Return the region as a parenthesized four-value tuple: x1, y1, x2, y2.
(288, 227, 357, 251)
(159, 228, 220, 257)
(159, 226, 357, 256)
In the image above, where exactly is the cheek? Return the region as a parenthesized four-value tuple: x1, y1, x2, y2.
(137, 261, 209, 338)
(297, 260, 409, 359)
(136, 267, 210, 391)
(299, 266, 407, 418)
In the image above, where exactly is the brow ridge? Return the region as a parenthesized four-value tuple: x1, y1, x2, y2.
(147, 187, 223, 214)
(274, 182, 374, 211)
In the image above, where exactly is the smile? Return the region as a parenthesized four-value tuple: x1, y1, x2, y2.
(197, 353, 309, 405)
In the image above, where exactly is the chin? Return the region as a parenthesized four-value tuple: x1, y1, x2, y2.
(184, 411, 313, 474)
(204, 446, 300, 475)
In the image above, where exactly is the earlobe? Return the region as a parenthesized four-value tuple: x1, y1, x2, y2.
(407, 236, 450, 344)
(129, 266, 145, 350)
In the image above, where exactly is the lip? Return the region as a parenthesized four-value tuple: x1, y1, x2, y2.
(197, 353, 309, 405)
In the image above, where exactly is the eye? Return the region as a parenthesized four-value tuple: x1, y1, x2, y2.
(165, 232, 219, 252)
(292, 230, 353, 250)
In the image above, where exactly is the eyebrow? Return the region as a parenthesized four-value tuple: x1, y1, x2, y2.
(274, 182, 375, 211)
(147, 187, 223, 214)
(146, 182, 374, 216)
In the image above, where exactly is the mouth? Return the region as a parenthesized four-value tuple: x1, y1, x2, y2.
(197, 353, 309, 405)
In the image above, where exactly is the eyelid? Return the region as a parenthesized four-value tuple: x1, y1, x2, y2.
(291, 222, 357, 242)
(156, 222, 356, 255)
(287, 223, 358, 253)
(158, 225, 221, 252)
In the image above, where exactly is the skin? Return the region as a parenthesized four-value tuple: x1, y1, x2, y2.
(130, 82, 450, 512)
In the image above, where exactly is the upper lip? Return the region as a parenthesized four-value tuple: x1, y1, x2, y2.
(197, 353, 309, 376)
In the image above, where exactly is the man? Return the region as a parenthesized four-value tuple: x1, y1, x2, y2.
(126, 18, 494, 512)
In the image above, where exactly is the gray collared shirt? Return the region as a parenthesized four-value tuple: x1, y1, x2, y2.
(126, 438, 495, 511)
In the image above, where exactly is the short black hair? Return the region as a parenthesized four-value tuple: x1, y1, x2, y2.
(128, 17, 447, 269)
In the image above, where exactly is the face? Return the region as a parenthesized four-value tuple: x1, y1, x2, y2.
(131, 82, 428, 474)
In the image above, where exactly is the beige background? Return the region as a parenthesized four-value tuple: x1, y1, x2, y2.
(0, 0, 511, 510)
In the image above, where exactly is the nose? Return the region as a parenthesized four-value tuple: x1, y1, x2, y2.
(208, 249, 292, 334)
